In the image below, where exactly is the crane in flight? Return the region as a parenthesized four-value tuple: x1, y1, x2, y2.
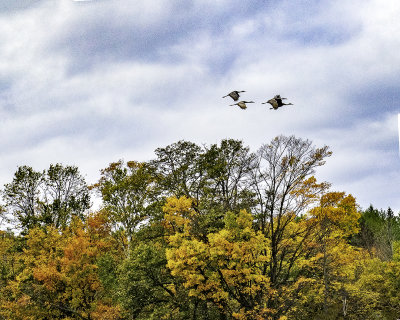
(223, 90, 246, 101)
(262, 95, 293, 110)
(230, 101, 254, 110)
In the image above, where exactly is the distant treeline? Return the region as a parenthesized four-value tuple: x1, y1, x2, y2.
(0, 135, 399, 320)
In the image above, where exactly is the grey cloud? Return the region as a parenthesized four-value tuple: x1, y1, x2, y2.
(0, 0, 43, 14)
(346, 84, 400, 119)
(48, 1, 277, 73)
(0, 97, 170, 155)
(44, 0, 361, 79)
(282, 25, 359, 46)
(50, 4, 214, 71)
(274, 0, 361, 46)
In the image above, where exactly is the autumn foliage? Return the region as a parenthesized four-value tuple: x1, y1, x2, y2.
(1, 137, 400, 320)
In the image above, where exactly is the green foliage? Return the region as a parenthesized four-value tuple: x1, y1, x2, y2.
(92, 160, 159, 240)
(2, 166, 42, 231)
(152, 139, 258, 238)
(353, 206, 400, 260)
(2, 164, 90, 233)
(118, 239, 198, 320)
(41, 164, 90, 228)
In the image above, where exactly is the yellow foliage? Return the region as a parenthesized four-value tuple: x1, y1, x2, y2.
(91, 303, 123, 320)
(309, 192, 360, 236)
(0, 212, 125, 319)
(163, 196, 196, 235)
(165, 202, 272, 316)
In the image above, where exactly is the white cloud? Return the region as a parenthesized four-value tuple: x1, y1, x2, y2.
(0, 0, 399, 215)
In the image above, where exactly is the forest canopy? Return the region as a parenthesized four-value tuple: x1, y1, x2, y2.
(0, 135, 399, 320)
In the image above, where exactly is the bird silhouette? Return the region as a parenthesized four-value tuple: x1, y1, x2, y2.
(223, 90, 246, 101)
(230, 101, 254, 110)
(262, 95, 293, 110)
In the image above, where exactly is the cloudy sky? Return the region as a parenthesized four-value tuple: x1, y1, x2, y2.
(0, 0, 399, 212)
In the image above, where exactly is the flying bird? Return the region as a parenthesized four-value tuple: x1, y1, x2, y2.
(230, 101, 254, 110)
(262, 95, 293, 110)
(223, 90, 246, 101)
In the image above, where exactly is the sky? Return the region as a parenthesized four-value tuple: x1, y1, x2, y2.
(0, 0, 399, 213)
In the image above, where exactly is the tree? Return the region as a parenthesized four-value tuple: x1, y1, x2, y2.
(299, 192, 362, 319)
(92, 160, 158, 241)
(2, 164, 90, 233)
(0, 230, 23, 290)
(0, 212, 125, 320)
(153, 139, 257, 239)
(353, 255, 400, 319)
(248, 135, 331, 317)
(153, 140, 203, 200)
(2, 166, 42, 231)
(198, 139, 257, 214)
(118, 239, 196, 320)
(3, 136, 400, 319)
(156, 136, 333, 319)
(164, 196, 272, 319)
(41, 164, 91, 229)
(354, 206, 400, 260)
